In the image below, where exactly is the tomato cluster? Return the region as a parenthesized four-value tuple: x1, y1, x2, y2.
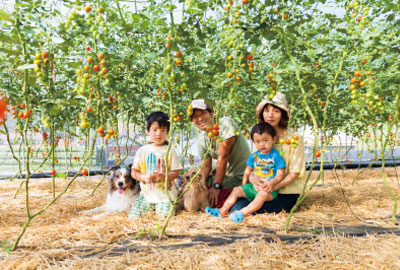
(206, 124, 220, 142)
(33, 51, 51, 86)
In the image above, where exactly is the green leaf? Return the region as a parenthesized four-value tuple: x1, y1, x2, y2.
(52, 37, 64, 44)
(0, 48, 19, 56)
(55, 172, 67, 178)
(0, 33, 18, 44)
(68, 131, 79, 137)
(67, 62, 80, 68)
(204, 98, 215, 107)
(193, 90, 202, 98)
(49, 105, 62, 116)
(287, 64, 300, 71)
(0, 9, 14, 23)
(17, 64, 35, 70)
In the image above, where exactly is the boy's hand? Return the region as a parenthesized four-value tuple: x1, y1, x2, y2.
(249, 174, 265, 191)
(261, 181, 274, 193)
(153, 172, 166, 181)
(153, 157, 167, 181)
(143, 174, 154, 184)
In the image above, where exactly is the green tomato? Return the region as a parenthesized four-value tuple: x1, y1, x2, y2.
(78, 86, 86, 95)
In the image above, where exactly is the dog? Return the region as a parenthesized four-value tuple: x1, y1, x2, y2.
(83, 164, 140, 219)
(177, 168, 209, 212)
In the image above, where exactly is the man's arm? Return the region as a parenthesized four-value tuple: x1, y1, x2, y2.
(208, 136, 236, 206)
(213, 136, 236, 185)
(200, 156, 212, 179)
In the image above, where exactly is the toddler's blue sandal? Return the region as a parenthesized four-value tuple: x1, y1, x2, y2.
(205, 207, 225, 218)
(229, 211, 245, 223)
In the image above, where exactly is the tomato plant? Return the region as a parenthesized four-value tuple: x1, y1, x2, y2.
(0, 0, 399, 250)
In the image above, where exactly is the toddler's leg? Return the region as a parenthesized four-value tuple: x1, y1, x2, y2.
(239, 191, 273, 217)
(219, 187, 246, 216)
(155, 200, 175, 217)
(128, 194, 152, 218)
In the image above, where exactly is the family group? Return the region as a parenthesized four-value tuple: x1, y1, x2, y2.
(128, 92, 306, 223)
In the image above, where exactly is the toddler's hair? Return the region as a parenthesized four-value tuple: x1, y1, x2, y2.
(146, 111, 170, 132)
(250, 122, 276, 140)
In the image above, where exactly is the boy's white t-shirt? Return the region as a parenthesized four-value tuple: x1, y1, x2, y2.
(133, 144, 182, 203)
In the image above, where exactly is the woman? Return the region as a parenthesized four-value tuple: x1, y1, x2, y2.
(231, 92, 306, 213)
(189, 99, 251, 208)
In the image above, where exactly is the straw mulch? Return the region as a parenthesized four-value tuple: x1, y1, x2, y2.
(1, 167, 400, 269)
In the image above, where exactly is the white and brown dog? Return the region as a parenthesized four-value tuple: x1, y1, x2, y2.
(83, 164, 140, 219)
(177, 168, 209, 212)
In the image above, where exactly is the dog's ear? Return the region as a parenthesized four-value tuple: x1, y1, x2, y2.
(199, 171, 208, 190)
(107, 165, 120, 181)
(127, 163, 133, 171)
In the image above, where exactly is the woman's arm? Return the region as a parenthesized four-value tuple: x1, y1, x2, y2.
(272, 172, 299, 191)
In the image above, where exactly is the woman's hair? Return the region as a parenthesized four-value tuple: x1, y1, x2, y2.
(259, 104, 289, 129)
(146, 111, 170, 132)
(251, 122, 276, 141)
(190, 104, 214, 121)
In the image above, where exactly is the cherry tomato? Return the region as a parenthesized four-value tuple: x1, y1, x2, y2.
(41, 51, 49, 59)
(0, 98, 8, 123)
(81, 168, 88, 176)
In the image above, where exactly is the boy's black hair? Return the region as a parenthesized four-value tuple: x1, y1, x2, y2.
(146, 111, 170, 132)
(250, 122, 276, 141)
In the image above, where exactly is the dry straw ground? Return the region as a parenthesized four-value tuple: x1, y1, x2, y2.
(1, 167, 400, 269)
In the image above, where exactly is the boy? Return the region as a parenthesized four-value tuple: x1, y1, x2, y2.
(205, 122, 286, 222)
(129, 111, 182, 218)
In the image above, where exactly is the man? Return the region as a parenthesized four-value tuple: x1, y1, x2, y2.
(190, 99, 251, 208)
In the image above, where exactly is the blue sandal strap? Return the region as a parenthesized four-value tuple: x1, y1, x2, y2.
(205, 207, 225, 218)
(229, 211, 245, 223)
